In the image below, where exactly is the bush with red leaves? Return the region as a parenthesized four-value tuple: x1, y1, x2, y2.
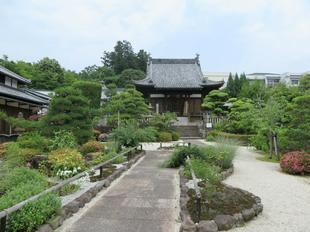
(280, 151, 310, 175)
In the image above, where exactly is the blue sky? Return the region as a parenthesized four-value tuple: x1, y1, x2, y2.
(1, 0, 309, 73)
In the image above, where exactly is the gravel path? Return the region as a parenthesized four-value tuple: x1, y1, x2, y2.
(225, 146, 310, 232)
(189, 140, 310, 232)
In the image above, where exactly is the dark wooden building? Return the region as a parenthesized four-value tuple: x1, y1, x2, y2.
(134, 56, 224, 120)
(0, 66, 49, 135)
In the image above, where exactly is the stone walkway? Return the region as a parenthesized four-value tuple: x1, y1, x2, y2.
(58, 151, 180, 232)
(191, 140, 310, 232)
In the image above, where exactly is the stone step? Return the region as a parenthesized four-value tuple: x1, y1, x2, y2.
(173, 125, 201, 138)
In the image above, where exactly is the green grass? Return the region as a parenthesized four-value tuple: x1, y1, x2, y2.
(256, 154, 280, 163)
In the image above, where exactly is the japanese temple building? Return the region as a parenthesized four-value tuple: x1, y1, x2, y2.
(0, 65, 49, 135)
(134, 56, 224, 121)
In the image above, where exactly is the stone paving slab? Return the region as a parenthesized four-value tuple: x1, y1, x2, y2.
(59, 151, 180, 232)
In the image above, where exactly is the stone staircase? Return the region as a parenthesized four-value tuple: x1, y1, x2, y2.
(173, 125, 201, 138)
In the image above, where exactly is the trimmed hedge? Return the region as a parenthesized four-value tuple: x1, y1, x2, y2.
(158, 132, 172, 142)
(207, 131, 253, 144)
(80, 140, 105, 155)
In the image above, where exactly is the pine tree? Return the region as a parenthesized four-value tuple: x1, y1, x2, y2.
(226, 72, 235, 97)
(43, 87, 93, 144)
(234, 73, 241, 96)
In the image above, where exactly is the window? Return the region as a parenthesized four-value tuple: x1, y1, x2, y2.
(267, 79, 280, 86)
(291, 79, 299, 85)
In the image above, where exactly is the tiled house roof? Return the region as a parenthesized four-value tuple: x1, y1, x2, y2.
(0, 65, 31, 84)
(134, 57, 223, 89)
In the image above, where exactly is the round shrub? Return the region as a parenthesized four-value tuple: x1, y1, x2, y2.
(166, 146, 204, 168)
(171, 131, 180, 141)
(158, 132, 172, 142)
(48, 148, 85, 177)
(80, 140, 105, 155)
(20, 148, 41, 161)
(280, 151, 310, 175)
(17, 132, 49, 151)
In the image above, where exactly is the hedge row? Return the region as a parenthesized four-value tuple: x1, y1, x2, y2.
(207, 130, 253, 144)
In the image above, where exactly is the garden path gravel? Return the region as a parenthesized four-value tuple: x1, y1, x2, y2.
(194, 140, 310, 232)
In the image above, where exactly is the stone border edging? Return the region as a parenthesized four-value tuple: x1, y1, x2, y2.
(179, 166, 263, 232)
(36, 151, 145, 232)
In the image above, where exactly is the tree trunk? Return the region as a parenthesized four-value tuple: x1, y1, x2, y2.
(269, 131, 273, 159)
(274, 134, 279, 160)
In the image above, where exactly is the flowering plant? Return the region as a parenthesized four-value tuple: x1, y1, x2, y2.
(56, 166, 81, 179)
(280, 151, 310, 175)
(49, 148, 85, 178)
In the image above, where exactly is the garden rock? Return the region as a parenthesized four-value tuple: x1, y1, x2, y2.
(181, 223, 196, 232)
(214, 214, 235, 230)
(253, 203, 263, 216)
(197, 220, 218, 232)
(64, 200, 80, 213)
(47, 215, 63, 230)
(37, 224, 53, 232)
(242, 208, 255, 221)
(233, 213, 244, 227)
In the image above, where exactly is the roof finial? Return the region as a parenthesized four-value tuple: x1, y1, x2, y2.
(195, 53, 200, 65)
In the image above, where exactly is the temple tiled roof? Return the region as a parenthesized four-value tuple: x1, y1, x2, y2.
(134, 57, 223, 89)
(0, 65, 31, 84)
(0, 84, 49, 105)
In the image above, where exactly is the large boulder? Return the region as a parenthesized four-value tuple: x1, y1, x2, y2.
(214, 215, 235, 230)
(242, 208, 255, 221)
(197, 220, 218, 232)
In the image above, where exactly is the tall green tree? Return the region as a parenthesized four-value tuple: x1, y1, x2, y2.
(201, 90, 229, 115)
(72, 81, 102, 108)
(102, 88, 149, 126)
(79, 65, 115, 81)
(287, 94, 310, 152)
(226, 72, 235, 97)
(101, 40, 150, 74)
(32, 57, 65, 90)
(43, 87, 92, 144)
(234, 73, 241, 96)
(118, 68, 145, 87)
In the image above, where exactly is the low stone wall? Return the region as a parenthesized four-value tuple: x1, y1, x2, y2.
(179, 166, 263, 232)
(36, 151, 145, 232)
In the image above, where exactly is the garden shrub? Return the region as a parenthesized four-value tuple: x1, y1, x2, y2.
(49, 130, 77, 150)
(8, 193, 61, 232)
(158, 132, 172, 142)
(0, 142, 12, 158)
(58, 184, 80, 196)
(80, 140, 105, 155)
(250, 131, 269, 152)
(165, 146, 204, 168)
(171, 131, 180, 141)
(48, 148, 85, 178)
(17, 132, 49, 151)
(184, 159, 221, 185)
(0, 183, 46, 211)
(3, 143, 25, 169)
(110, 121, 156, 147)
(0, 167, 48, 194)
(280, 151, 310, 175)
(207, 131, 253, 144)
(20, 148, 41, 161)
(148, 112, 177, 132)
